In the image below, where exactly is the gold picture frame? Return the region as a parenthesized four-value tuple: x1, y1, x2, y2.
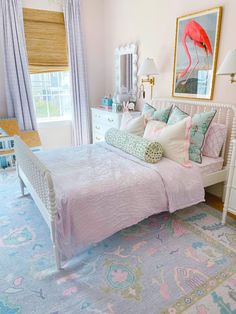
(172, 7, 222, 100)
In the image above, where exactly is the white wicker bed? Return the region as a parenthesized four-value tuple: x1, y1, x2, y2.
(14, 99, 236, 270)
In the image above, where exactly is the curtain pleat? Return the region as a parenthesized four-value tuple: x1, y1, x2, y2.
(0, 0, 37, 130)
(64, 0, 91, 145)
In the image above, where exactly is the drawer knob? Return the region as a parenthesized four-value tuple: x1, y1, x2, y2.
(108, 118, 114, 123)
(95, 126, 101, 130)
(96, 136, 101, 141)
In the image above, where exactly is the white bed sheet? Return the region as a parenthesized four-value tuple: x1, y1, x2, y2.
(194, 156, 224, 175)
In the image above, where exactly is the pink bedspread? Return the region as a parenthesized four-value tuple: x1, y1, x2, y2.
(37, 143, 205, 259)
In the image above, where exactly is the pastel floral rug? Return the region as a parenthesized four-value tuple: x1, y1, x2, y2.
(1, 171, 236, 314)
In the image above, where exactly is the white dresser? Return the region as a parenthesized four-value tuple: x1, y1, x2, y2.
(222, 139, 236, 224)
(91, 107, 140, 143)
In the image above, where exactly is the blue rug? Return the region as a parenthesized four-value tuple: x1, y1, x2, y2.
(1, 171, 236, 314)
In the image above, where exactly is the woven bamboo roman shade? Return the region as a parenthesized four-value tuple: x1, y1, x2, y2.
(23, 8, 68, 74)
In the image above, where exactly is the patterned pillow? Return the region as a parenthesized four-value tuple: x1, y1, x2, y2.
(105, 128, 163, 163)
(167, 106, 189, 125)
(120, 112, 145, 136)
(142, 103, 172, 123)
(190, 111, 216, 163)
(203, 123, 227, 158)
(167, 106, 216, 163)
(144, 117, 192, 167)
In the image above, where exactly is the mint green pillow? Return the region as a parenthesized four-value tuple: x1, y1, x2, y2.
(142, 103, 172, 123)
(105, 128, 163, 163)
(190, 111, 216, 163)
(167, 106, 216, 163)
(167, 106, 189, 125)
(142, 103, 156, 117)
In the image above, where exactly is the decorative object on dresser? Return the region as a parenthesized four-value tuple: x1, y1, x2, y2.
(217, 49, 236, 83)
(91, 107, 140, 143)
(138, 58, 159, 99)
(172, 7, 222, 100)
(0, 119, 41, 170)
(222, 139, 236, 224)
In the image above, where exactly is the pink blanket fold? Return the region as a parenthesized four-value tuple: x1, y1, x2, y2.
(37, 143, 204, 259)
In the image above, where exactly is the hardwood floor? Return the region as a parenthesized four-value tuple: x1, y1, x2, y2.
(205, 192, 223, 211)
(205, 192, 236, 221)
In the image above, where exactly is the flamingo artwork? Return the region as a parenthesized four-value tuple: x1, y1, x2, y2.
(178, 20, 213, 85)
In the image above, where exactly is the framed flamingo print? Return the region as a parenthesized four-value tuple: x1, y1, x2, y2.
(172, 7, 222, 100)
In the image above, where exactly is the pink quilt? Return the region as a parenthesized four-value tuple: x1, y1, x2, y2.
(37, 143, 205, 259)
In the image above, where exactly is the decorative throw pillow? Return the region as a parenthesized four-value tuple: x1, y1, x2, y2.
(105, 128, 163, 163)
(190, 111, 216, 163)
(167, 106, 189, 125)
(142, 103, 156, 118)
(144, 117, 192, 167)
(120, 112, 145, 136)
(167, 106, 216, 163)
(142, 103, 172, 123)
(143, 120, 167, 140)
(203, 123, 227, 158)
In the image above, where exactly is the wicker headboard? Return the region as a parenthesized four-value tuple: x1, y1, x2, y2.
(151, 98, 236, 167)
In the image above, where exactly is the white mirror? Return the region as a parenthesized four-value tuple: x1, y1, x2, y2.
(115, 43, 138, 102)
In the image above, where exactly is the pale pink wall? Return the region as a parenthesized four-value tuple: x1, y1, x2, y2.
(103, 0, 236, 108)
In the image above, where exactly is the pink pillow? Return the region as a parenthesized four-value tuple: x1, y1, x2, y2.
(143, 120, 167, 140)
(144, 117, 192, 167)
(203, 123, 227, 158)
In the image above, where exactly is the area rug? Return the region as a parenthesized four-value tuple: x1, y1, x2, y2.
(1, 171, 236, 314)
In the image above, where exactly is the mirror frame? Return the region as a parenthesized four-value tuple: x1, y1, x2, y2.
(115, 43, 138, 102)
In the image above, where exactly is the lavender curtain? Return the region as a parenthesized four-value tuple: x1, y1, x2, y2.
(0, 0, 37, 130)
(64, 0, 91, 146)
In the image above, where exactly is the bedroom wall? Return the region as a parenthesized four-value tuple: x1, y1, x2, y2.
(103, 0, 236, 198)
(103, 0, 236, 108)
(0, 0, 105, 149)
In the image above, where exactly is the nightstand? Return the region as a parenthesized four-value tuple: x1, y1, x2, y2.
(222, 139, 236, 224)
(91, 107, 140, 143)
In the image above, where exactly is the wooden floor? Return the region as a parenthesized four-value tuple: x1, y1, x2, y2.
(205, 192, 223, 211)
(205, 192, 236, 220)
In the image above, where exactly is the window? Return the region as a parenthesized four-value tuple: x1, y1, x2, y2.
(31, 71, 72, 121)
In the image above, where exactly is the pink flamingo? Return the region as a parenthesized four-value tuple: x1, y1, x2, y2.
(178, 20, 213, 84)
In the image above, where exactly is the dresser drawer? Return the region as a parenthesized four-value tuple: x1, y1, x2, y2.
(92, 110, 121, 128)
(93, 131, 105, 143)
(232, 169, 236, 189)
(229, 187, 236, 210)
(93, 121, 115, 135)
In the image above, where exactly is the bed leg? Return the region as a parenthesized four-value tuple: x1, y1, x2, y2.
(19, 177, 25, 196)
(54, 245, 62, 271)
(51, 221, 63, 271)
(222, 206, 227, 225)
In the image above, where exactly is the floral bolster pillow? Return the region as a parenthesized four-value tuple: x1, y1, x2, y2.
(105, 128, 163, 163)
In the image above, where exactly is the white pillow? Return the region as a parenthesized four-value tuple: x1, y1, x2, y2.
(143, 120, 167, 140)
(120, 112, 145, 136)
(144, 117, 192, 167)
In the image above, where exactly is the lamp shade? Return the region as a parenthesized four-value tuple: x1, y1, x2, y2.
(138, 58, 158, 76)
(217, 49, 236, 75)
